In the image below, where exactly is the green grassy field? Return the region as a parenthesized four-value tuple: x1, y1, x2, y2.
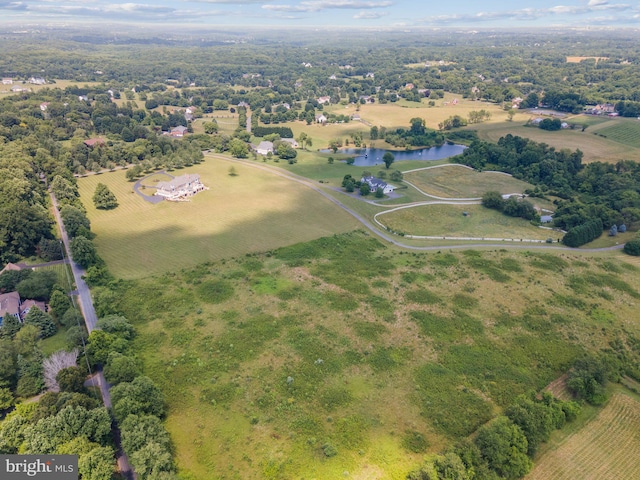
(590, 119, 640, 148)
(377, 204, 555, 240)
(76, 155, 360, 279)
(0, 79, 103, 95)
(109, 232, 640, 480)
(527, 390, 640, 480)
(404, 165, 533, 198)
(472, 119, 640, 164)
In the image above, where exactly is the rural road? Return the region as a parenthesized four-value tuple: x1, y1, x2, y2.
(209, 153, 625, 254)
(50, 191, 136, 480)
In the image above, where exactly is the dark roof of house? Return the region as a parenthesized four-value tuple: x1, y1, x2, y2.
(362, 176, 388, 189)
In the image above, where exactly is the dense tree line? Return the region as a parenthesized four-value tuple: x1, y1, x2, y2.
(458, 135, 640, 245)
(408, 393, 580, 480)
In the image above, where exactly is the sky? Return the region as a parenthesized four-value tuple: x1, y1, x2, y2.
(0, 0, 638, 28)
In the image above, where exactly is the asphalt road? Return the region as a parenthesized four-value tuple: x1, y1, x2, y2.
(50, 191, 135, 480)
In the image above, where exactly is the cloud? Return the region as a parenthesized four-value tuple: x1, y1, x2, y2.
(416, 3, 633, 25)
(353, 10, 387, 19)
(262, 0, 392, 13)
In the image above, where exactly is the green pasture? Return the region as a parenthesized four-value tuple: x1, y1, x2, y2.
(109, 232, 640, 480)
(76, 155, 360, 279)
(377, 204, 555, 240)
(193, 112, 241, 135)
(404, 165, 534, 198)
(471, 120, 640, 164)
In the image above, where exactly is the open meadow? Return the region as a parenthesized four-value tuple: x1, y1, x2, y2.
(76, 155, 360, 279)
(106, 232, 640, 480)
(404, 165, 534, 198)
(471, 118, 640, 164)
(376, 204, 555, 241)
(277, 94, 526, 152)
(527, 390, 640, 480)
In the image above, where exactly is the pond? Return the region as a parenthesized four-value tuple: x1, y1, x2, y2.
(322, 144, 466, 167)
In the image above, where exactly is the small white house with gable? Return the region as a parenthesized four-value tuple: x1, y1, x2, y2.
(155, 174, 207, 201)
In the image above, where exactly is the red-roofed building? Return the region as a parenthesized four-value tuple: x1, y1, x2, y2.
(84, 138, 105, 148)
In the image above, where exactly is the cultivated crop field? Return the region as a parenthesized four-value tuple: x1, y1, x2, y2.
(404, 165, 533, 198)
(76, 155, 359, 279)
(377, 204, 555, 240)
(109, 232, 640, 480)
(590, 119, 640, 148)
(527, 391, 640, 480)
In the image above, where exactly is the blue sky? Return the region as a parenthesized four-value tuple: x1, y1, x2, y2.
(0, 0, 638, 27)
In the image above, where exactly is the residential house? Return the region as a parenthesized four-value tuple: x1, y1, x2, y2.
(84, 138, 105, 148)
(237, 101, 250, 108)
(530, 117, 544, 125)
(0, 292, 21, 327)
(317, 96, 331, 105)
(361, 176, 395, 194)
(40, 102, 50, 111)
(170, 125, 188, 137)
(329, 74, 337, 80)
(29, 77, 46, 85)
(541, 215, 553, 224)
(255, 141, 274, 155)
(315, 114, 327, 124)
(19, 299, 46, 319)
(359, 95, 375, 104)
(11, 85, 30, 93)
(78, 95, 89, 101)
(2, 78, 13, 85)
(0, 291, 44, 326)
(405, 83, 415, 90)
(351, 113, 361, 121)
(155, 173, 206, 201)
(365, 72, 375, 78)
(0, 263, 22, 275)
(281, 138, 299, 148)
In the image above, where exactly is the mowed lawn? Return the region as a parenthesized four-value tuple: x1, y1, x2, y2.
(377, 204, 554, 240)
(527, 391, 640, 480)
(404, 165, 534, 198)
(77, 156, 360, 279)
(472, 120, 640, 164)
